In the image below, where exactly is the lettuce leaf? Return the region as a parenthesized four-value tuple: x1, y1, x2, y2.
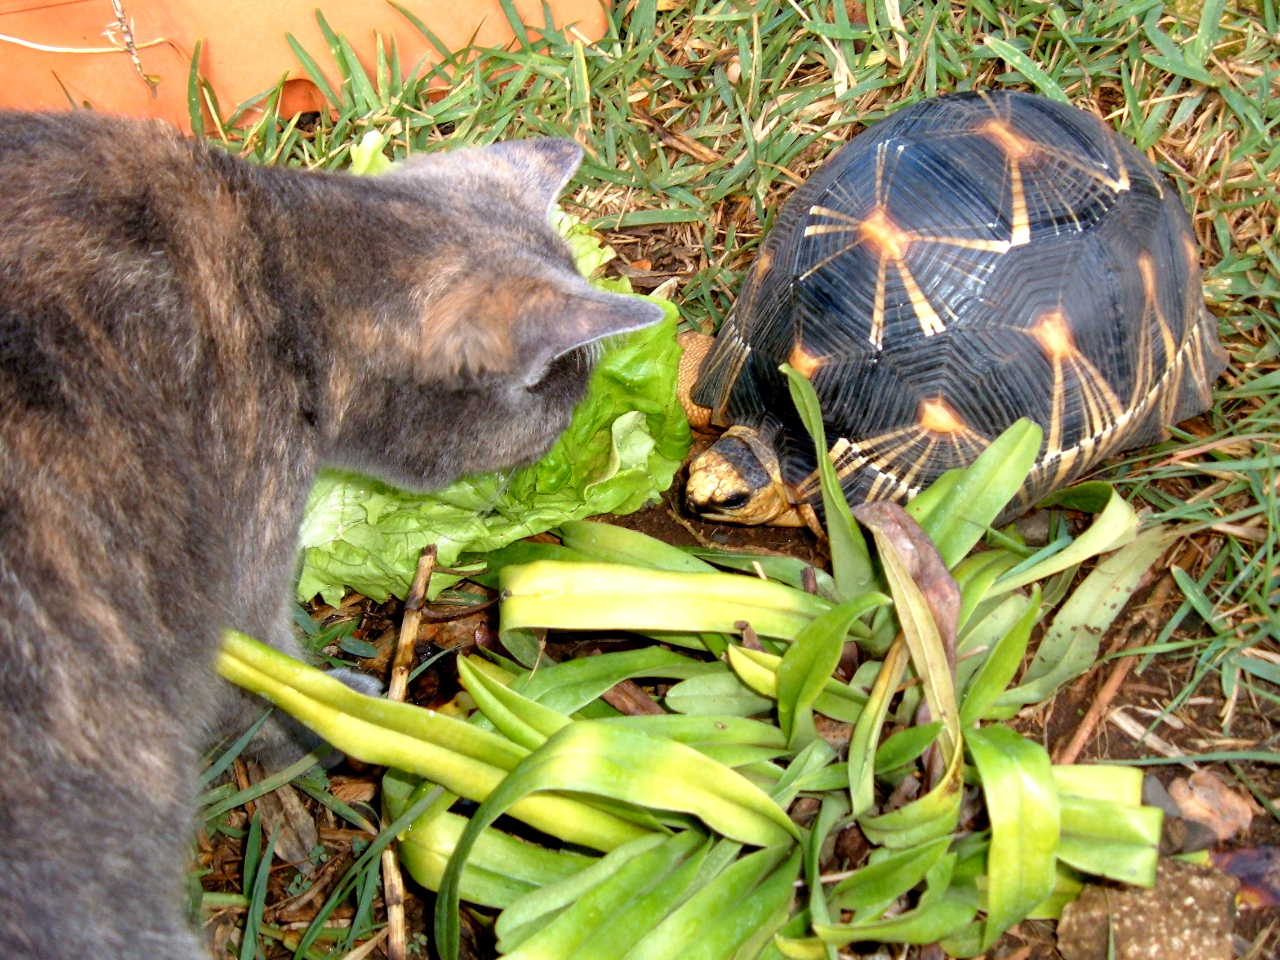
(296, 204, 689, 605)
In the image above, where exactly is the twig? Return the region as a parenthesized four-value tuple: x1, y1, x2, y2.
(269, 851, 355, 924)
(388, 547, 437, 702)
(600, 678, 666, 716)
(1053, 643, 1138, 766)
(1053, 573, 1175, 765)
(379, 848, 407, 960)
(662, 499, 718, 549)
(632, 105, 721, 163)
(107, 0, 158, 95)
(382, 546, 436, 960)
(0, 32, 171, 55)
(339, 926, 389, 960)
(232, 757, 258, 819)
(421, 594, 498, 623)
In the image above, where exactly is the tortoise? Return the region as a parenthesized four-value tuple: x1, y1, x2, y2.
(681, 89, 1227, 526)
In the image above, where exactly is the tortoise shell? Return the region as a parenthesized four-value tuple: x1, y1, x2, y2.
(688, 90, 1227, 524)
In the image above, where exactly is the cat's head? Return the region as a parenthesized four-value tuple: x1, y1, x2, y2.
(327, 139, 665, 490)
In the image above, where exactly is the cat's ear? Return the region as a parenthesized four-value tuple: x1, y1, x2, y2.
(420, 276, 664, 383)
(481, 139, 584, 216)
(523, 287, 666, 378)
(387, 138, 583, 215)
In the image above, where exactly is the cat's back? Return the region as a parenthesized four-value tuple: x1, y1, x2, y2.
(0, 109, 163, 168)
(0, 112, 262, 426)
(2, 113, 190, 441)
(0, 110, 216, 203)
(0, 113, 243, 636)
(0, 111, 220, 261)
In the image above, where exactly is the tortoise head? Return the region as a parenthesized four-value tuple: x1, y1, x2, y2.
(685, 426, 804, 525)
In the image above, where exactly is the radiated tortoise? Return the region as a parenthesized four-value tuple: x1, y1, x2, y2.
(682, 90, 1227, 526)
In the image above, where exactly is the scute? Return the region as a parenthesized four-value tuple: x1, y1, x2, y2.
(691, 90, 1227, 519)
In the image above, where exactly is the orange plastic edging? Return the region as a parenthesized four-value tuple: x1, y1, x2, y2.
(0, 0, 609, 129)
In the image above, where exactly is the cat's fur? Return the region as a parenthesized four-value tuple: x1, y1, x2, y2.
(0, 111, 660, 958)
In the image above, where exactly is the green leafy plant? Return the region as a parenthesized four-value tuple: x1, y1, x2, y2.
(223, 361, 1172, 959)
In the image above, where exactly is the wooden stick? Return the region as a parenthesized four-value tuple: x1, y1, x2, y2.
(382, 546, 437, 960)
(388, 547, 437, 702)
(379, 846, 408, 960)
(339, 926, 389, 960)
(1053, 572, 1175, 766)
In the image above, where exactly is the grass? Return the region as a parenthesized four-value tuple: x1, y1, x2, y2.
(192, 0, 1279, 956)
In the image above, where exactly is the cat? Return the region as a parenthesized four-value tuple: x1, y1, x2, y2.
(0, 110, 661, 959)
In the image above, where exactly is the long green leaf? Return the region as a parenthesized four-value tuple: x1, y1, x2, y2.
(858, 758, 965, 849)
(501, 832, 709, 959)
(219, 631, 649, 852)
(803, 794, 848, 959)
(857, 505, 965, 847)
(967, 724, 1059, 949)
(623, 845, 802, 960)
(286, 32, 343, 108)
(688, 548, 839, 599)
(435, 722, 800, 960)
(558, 519, 717, 572)
(500, 561, 833, 643)
(829, 834, 952, 917)
(1051, 765, 1145, 802)
(392, 802, 591, 907)
(187, 40, 205, 138)
(959, 586, 1041, 726)
(1057, 794, 1161, 886)
(781, 363, 874, 597)
(907, 419, 1043, 569)
(978, 36, 1070, 101)
(814, 885, 974, 945)
(470, 647, 712, 716)
(988, 486, 1139, 596)
(496, 834, 674, 950)
(953, 550, 1023, 631)
(847, 640, 908, 818)
(240, 829, 276, 960)
(874, 722, 943, 774)
(666, 668, 776, 717)
(602, 713, 787, 754)
(458, 656, 570, 750)
(868, 512, 961, 756)
(1052, 766, 1160, 886)
(996, 526, 1170, 709)
(778, 596, 885, 747)
(728, 644, 874, 723)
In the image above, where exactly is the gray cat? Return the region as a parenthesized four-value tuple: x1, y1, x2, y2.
(0, 111, 660, 958)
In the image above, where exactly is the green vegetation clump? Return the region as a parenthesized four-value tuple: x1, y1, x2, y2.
(199, 1, 1278, 956)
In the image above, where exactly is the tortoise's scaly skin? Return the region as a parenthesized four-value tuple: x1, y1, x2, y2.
(691, 90, 1227, 520)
